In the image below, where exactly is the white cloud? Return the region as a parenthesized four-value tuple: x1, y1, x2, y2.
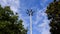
(33, 7, 51, 34)
(41, 28, 50, 34)
(0, 0, 20, 13)
(34, 7, 47, 25)
(40, 0, 48, 7)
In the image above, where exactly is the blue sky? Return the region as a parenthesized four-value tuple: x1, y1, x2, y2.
(0, 0, 53, 34)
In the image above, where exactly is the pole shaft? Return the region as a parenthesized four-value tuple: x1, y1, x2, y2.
(30, 13, 32, 34)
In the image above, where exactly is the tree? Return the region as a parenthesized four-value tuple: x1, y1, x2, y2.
(46, 0, 60, 34)
(0, 5, 27, 34)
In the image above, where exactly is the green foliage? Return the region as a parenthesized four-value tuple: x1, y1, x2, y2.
(0, 5, 27, 34)
(46, 0, 60, 34)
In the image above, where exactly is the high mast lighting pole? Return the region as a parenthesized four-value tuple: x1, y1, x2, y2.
(26, 9, 34, 34)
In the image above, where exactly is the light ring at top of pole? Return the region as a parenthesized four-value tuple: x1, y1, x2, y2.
(26, 9, 35, 16)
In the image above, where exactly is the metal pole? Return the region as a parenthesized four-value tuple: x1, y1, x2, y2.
(30, 13, 32, 34)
